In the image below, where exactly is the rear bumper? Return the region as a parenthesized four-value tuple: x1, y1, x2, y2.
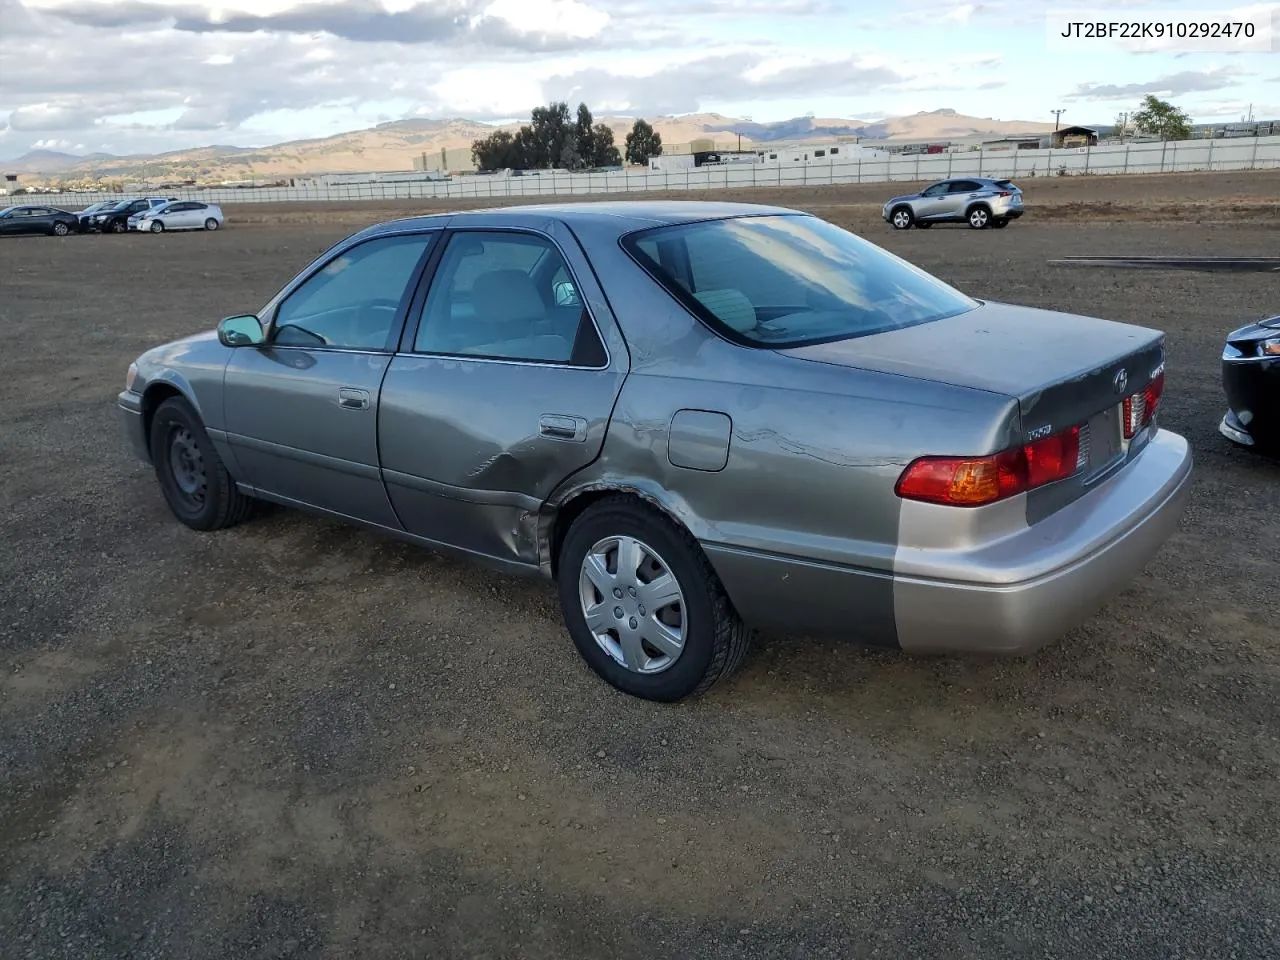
(118, 390, 150, 463)
(891, 429, 1192, 653)
(705, 428, 1193, 655)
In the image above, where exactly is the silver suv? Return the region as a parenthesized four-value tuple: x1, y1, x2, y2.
(882, 177, 1023, 230)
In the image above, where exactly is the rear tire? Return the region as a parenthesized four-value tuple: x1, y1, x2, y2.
(967, 205, 992, 229)
(889, 206, 914, 230)
(204, 218, 219, 231)
(52, 221, 70, 236)
(556, 495, 751, 702)
(149, 396, 253, 531)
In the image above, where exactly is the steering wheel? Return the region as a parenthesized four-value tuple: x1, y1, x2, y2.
(348, 298, 401, 348)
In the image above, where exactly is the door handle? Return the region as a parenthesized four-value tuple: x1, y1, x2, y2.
(539, 414, 587, 442)
(337, 387, 370, 410)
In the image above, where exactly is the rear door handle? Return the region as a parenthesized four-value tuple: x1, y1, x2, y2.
(539, 414, 587, 442)
(337, 387, 370, 410)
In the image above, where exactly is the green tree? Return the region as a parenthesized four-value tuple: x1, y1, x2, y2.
(471, 100, 620, 171)
(1131, 94, 1191, 141)
(624, 119, 663, 165)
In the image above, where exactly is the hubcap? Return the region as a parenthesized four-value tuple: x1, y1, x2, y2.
(971, 209, 988, 227)
(893, 211, 910, 228)
(578, 535, 686, 674)
(168, 427, 207, 503)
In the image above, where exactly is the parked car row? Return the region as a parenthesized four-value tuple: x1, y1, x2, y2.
(0, 198, 227, 238)
(882, 177, 1025, 230)
(82, 197, 226, 233)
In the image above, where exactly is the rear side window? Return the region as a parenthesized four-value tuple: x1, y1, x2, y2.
(994, 179, 1017, 190)
(621, 214, 976, 348)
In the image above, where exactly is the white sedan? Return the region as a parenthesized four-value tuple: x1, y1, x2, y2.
(129, 201, 226, 233)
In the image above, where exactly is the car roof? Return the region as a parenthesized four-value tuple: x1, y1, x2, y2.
(365, 200, 807, 238)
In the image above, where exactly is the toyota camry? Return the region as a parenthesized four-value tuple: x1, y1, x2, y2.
(117, 201, 1193, 702)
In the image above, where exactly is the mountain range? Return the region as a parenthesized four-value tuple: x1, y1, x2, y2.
(3, 109, 1063, 183)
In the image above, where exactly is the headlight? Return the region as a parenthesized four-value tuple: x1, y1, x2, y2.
(1263, 337, 1280, 357)
(125, 362, 138, 391)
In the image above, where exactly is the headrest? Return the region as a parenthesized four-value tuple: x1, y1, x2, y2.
(472, 269, 545, 325)
(693, 288, 757, 333)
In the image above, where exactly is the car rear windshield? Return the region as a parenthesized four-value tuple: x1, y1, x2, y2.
(620, 213, 977, 347)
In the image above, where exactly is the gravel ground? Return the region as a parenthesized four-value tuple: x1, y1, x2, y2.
(2, 175, 1279, 959)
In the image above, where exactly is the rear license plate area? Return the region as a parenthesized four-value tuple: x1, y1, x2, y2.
(1081, 406, 1123, 478)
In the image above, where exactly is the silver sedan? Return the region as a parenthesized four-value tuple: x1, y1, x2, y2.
(118, 201, 1193, 702)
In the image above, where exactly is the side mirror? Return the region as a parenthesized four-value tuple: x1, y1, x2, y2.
(553, 279, 580, 307)
(217, 315, 266, 347)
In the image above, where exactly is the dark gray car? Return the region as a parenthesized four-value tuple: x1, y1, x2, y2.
(118, 201, 1191, 702)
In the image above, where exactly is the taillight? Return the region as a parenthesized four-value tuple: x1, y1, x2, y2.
(895, 426, 1082, 507)
(1122, 372, 1164, 438)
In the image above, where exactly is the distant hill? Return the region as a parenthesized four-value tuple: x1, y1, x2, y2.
(4, 109, 1061, 184)
(5, 149, 117, 173)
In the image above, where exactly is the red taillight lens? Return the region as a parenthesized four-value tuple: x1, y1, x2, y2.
(1122, 372, 1164, 438)
(895, 426, 1082, 507)
(1024, 426, 1081, 487)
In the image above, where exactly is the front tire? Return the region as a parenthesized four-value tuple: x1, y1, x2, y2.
(150, 220, 165, 233)
(967, 205, 992, 229)
(556, 496, 751, 702)
(110, 220, 126, 234)
(148, 396, 253, 531)
(889, 206, 914, 230)
(991, 217, 1009, 229)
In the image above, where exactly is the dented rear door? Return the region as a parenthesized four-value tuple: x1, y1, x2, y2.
(377, 221, 629, 566)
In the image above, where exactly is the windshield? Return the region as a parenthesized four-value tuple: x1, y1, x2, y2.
(620, 214, 978, 347)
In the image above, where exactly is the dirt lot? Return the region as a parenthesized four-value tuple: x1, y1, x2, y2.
(2, 172, 1279, 959)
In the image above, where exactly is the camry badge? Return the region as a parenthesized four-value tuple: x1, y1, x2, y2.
(1113, 368, 1128, 394)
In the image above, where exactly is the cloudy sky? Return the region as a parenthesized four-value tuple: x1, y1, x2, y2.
(1, 0, 1277, 159)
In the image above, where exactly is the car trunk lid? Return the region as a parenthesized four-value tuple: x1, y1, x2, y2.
(781, 299, 1166, 485)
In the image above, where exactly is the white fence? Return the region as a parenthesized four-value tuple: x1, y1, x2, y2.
(19, 134, 1280, 209)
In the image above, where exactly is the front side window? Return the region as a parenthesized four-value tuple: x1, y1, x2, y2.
(413, 231, 597, 364)
(622, 214, 977, 348)
(272, 232, 436, 351)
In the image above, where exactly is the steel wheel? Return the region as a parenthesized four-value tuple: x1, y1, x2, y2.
(968, 206, 990, 229)
(579, 534, 686, 674)
(166, 425, 207, 507)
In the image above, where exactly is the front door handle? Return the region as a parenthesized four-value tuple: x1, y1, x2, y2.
(539, 414, 587, 442)
(337, 387, 370, 410)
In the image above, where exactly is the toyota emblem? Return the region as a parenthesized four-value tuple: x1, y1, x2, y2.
(1113, 368, 1128, 394)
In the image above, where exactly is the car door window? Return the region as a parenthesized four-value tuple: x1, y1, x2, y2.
(948, 181, 981, 193)
(921, 183, 948, 197)
(272, 233, 436, 351)
(413, 231, 592, 364)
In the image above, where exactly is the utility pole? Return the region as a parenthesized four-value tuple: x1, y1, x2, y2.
(1051, 109, 1066, 131)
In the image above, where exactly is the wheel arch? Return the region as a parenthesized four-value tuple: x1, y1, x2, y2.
(540, 480, 708, 579)
(139, 379, 199, 457)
